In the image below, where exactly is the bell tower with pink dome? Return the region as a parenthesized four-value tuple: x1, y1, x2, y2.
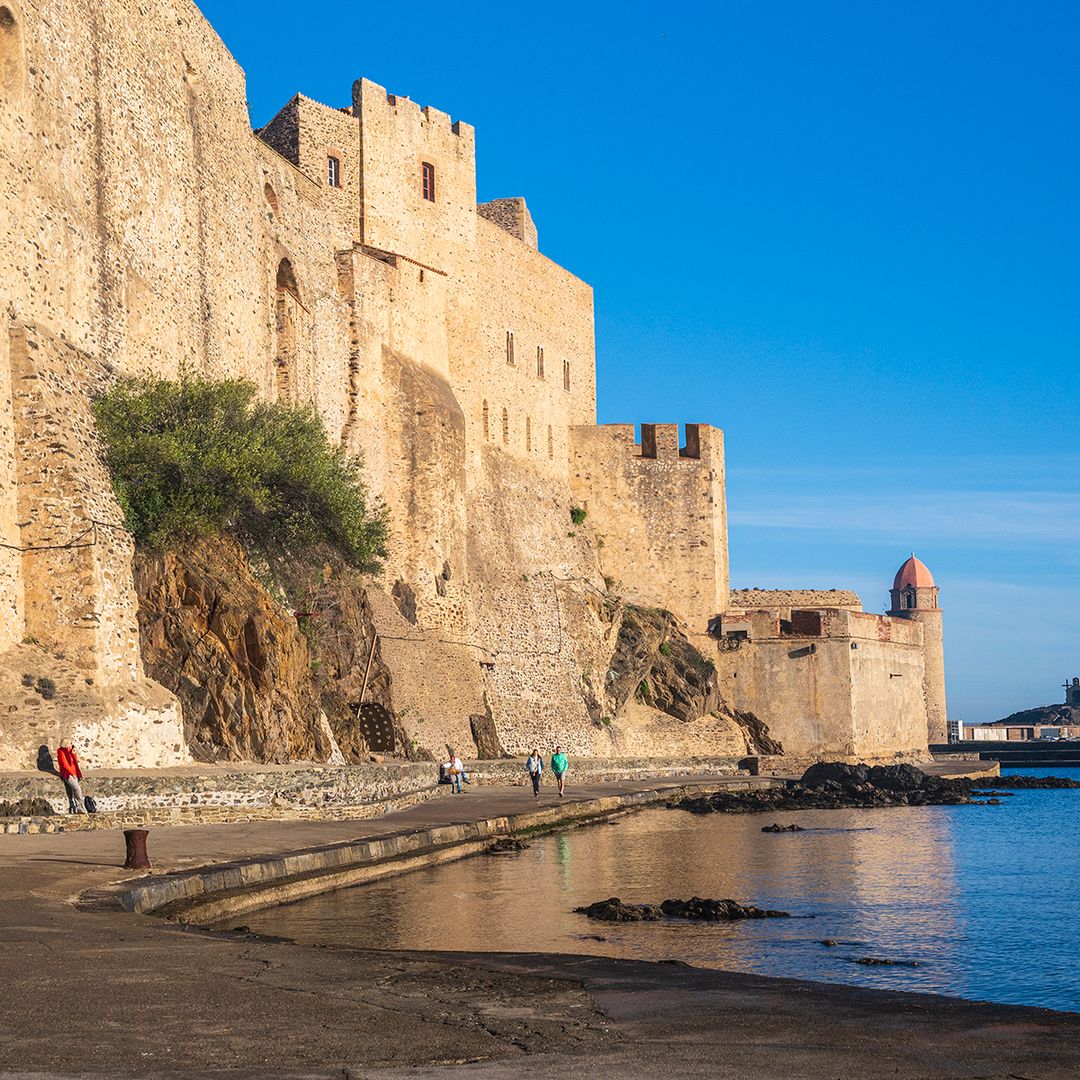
(888, 554, 947, 745)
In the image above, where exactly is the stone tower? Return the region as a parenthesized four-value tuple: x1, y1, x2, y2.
(889, 554, 947, 745)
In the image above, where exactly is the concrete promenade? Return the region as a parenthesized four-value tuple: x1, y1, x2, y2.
(2, 771, 1078, 1078)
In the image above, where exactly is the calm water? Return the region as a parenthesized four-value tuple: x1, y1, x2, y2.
(225, 767, 1080, 1012)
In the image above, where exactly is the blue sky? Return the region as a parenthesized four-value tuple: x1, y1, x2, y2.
(203, 1, 1080, 723)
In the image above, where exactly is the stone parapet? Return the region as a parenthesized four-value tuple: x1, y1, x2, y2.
(0, 755, 746, 829)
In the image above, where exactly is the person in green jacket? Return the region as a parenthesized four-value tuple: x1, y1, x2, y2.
(550, 744, 568, 798)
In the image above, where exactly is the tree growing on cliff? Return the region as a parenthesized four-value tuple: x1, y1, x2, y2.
(93, 375, 388, 574)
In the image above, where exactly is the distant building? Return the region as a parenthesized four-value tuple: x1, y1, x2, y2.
(1066, 678, 1080, 708)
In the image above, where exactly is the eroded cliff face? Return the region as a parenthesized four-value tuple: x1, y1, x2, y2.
(134, 537, 395, 764)
(596, 604, 781, 757)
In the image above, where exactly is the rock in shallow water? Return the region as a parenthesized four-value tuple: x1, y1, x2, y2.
(574, 898, 663, 922)
(671, 762, 1080, 816)
(574, 896, 790, 922)
(660, 897, 791, 920)
(487, 837, 531, 853)
(761, 823, 804, 833)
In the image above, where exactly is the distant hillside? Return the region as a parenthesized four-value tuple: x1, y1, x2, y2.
(995, 704, 1080, 727)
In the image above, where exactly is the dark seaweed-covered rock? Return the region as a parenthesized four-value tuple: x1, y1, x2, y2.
(866, 764, 926, 792)
(488, 837, 530, 853)
(762, 823, 804, 833)
(801, 762, 870, 789)
(574, 897, 663, 922)
(671, 763, 1080, 817)
(660, 897, 790, 920)
(856, 957, 920, 967)
(982, 774, 1080, 789)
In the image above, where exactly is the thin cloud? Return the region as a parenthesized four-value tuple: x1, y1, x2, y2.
(730, 490, 1080, 545)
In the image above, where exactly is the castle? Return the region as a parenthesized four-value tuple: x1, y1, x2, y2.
(0, 0, 945, 769)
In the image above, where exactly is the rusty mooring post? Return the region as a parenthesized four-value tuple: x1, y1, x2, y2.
(123, 828, 151, 870)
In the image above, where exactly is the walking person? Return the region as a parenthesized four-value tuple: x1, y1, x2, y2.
(525, 748, 543, 797)
(551, 744, 568, 798)
(56, 739, 85, 814)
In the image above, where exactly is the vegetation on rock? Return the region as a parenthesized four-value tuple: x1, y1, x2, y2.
(94, 375, 388, 573)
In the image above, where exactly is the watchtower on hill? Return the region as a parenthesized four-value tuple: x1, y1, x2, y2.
(1066, 677, 1080, 708)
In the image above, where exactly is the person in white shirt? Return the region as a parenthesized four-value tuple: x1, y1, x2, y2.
(444, 748, 465, 794)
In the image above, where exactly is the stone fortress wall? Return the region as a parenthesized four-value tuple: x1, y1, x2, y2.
(0, 0, 943, 769)
(713, 606, 929, 760)
(569, 423, 729, 633)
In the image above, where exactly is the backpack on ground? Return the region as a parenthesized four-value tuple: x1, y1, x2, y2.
(84, 795, 97, 814)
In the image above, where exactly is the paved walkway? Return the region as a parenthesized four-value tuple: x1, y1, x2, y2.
(0, 775, 760, 887)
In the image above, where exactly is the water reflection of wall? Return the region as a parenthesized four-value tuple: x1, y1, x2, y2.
(238, 807, 960, 977)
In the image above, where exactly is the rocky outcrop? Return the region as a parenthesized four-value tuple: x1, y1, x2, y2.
(574, 896, 790, 922)
(135, 537, 395, 764)
(607, 606, 718, 721)
(573, 898, 663, 922)
(470, 712, 509, 759)
(673, 761, 1080, 815)
(658, 897, 790, 920)
(602, 604, 780, 754)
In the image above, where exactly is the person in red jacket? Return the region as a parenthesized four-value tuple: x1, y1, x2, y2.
(56, 739, 85, 814)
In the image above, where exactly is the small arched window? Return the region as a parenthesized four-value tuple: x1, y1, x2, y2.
(482, 400, 489, 440)
(506, 330, 515, 365)
(525, 416, 532, 453)
(536, 346, 544, 378)
(501, 408, 509, 445)
(562, 360, 571, 391)
(264, 182, 279, 218)
(422, 161, 436, 202)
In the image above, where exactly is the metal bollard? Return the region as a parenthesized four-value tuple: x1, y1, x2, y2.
(123, 828, 151, 870)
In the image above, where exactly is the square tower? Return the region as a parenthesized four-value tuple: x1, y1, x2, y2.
(569, 422, 729, 632)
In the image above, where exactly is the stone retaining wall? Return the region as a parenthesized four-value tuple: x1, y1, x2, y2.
(0, 756, 745, 831)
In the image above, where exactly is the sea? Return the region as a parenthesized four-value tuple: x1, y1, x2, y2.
(223, 766, 1080, 1013)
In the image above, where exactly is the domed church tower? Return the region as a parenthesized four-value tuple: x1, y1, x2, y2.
(888, 554, 947, 745)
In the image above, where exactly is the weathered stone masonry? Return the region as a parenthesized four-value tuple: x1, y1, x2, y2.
(0, 0, 944, 769)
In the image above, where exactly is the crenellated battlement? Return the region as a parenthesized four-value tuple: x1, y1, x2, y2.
(355, 78, 475, 141)
(589, 422, 720, 463)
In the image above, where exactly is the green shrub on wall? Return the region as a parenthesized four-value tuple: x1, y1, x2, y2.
(93, 375, 388, 573)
